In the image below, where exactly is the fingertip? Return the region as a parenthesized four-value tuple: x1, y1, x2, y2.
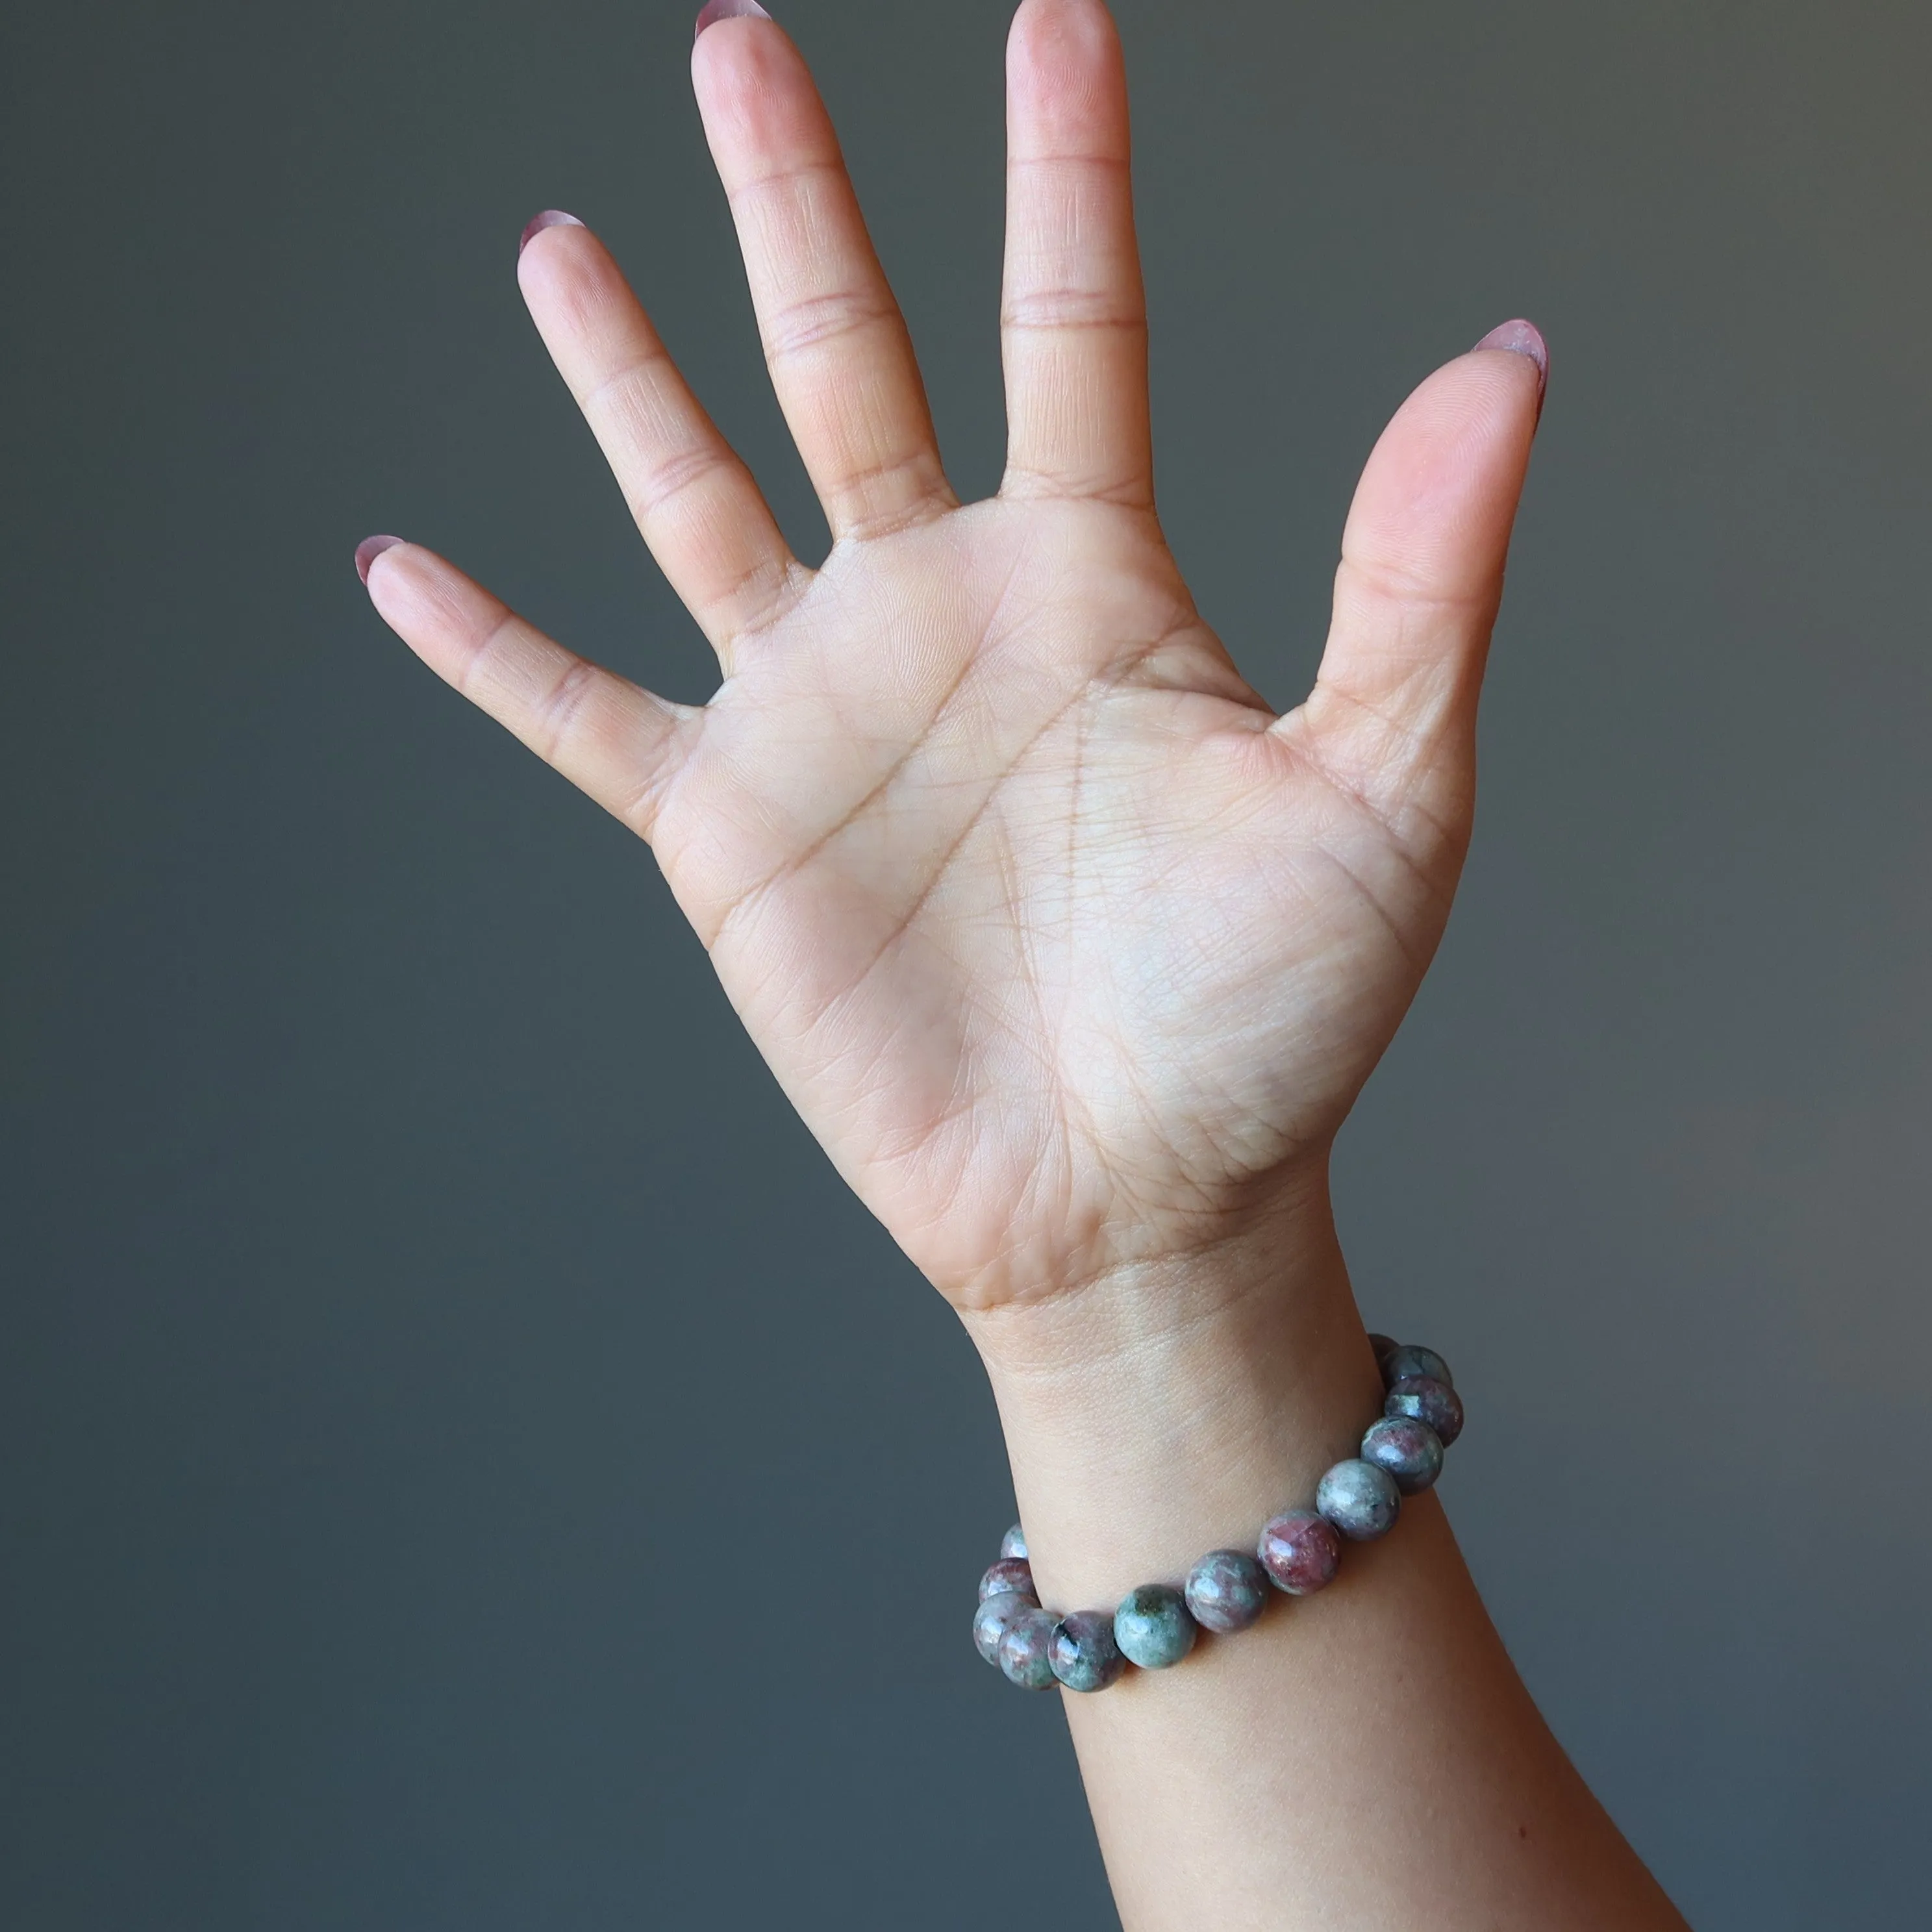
(1007, 0, 1127, 146)
(354, 534, 404, 587)
(689, 0, 810, 145)
(1336, 335, 1546, 615)
(353, 540, 510, 687)
(518, 209, 585, 260)
(694, 0, 771, 43)
(514, 208, 614, 329)
(355, 536, 444, 651)
(1470, 318, 1549, 408)
(1382, 323, 1546, 477)
(690, 0, 788, 100)
(1010, 0, 1120, 59)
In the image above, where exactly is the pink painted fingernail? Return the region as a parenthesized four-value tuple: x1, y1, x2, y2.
(1473, 318, 1549, 394)
(518, 209, 585, 257)
(355, 534, 403, 585)
(695, 0, 772, 42)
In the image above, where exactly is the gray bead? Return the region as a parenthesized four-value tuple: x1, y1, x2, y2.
(1382, 1343, 1452, 1390)
(979, 1557, 1036, 1602)
(1385, 1374, 1464, 1448)
(973, 1589, 1040, 1666)
(997, 1606, 1059, 1690)
(1316, 1458, 1402, 1540)
(999, 1522, 1029, 1561)
(1049, 1610, 1127, 1692)
(1184, 1549, 1271, 1633)
(1361, 1414, 1443, 1494)
(1113, 1584, 1198, 1670)
(1367, 1332, 1399, 1370)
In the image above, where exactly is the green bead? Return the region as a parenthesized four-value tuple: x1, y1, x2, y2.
(1382, 1343, 1452, 1390)
(1316, 1458, 1401, 1540)
(1049, 1611, 1127, 1692)
(1113, 1583, 1198, 1670)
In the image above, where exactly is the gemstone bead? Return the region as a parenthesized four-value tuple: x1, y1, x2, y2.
(1258, 1508, 1342, 1595)
(997, 1606, 1059, 1690)
(1049, 1610, 1127, 1692)
(1385, 1374, 1464, 1448)
(1381, 1343, 1452, 1390)
(1367, 1332, 1399, 1370)
(999, 1523, 1029, 1561)
(973, 1589, 1040, 1666)
(1361, 1414, 1443, 1494)
(1316, 1459, 1402, 1540)
(979, 1557, 1036, 1602)
(1114, 1584, 1198, 1670)
(1184, 1548, 1271, 1633)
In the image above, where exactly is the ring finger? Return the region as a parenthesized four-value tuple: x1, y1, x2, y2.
(692, 9, 955, 545)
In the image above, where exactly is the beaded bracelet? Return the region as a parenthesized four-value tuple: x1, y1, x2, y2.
(972, 1335, 1464, 1692)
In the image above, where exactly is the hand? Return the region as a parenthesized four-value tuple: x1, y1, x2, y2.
(358, 0, 1546, 1316)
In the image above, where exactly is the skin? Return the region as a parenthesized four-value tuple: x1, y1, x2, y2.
(359, 2, 1692, 1924)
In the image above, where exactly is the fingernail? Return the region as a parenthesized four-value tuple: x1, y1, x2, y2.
(1473, 318, 1549, 394)
(695, 0, 772, 42)
(518, 209, 584, 257)
(355, 534, 403, 585)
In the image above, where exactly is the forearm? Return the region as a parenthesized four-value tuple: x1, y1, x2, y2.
(962, 1185, 1687, 1932)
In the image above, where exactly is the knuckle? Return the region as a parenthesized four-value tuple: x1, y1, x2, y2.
(536, 656, 603, 760)
(1001, 286, 1145, 334)
(761, 285, 899, 362)
(636, 442, 737, 521)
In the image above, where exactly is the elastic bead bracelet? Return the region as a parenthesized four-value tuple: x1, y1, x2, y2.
(973, 1334, 1462, 1693)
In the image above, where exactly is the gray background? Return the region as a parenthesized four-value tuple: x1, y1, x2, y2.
(4, 0, 1929, 1924)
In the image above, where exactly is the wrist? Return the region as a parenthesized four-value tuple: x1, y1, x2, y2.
(958, 1185, 1386, 1605)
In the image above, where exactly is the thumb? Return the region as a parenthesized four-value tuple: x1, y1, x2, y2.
(1284, 320, 1546, 855)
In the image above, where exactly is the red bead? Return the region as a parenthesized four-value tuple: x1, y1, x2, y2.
(978, 1557, 1036, 1603)
(1258, 1508, 1342, 1595)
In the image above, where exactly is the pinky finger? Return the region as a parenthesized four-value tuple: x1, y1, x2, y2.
(358, 536, 696, 842)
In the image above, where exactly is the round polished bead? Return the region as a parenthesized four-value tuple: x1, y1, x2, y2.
(997, 1606, 1059, 1690)
(1184, 1548, 1271, 1633)
(1381, 1343, 1453, 1390)
(979, 1557, 1036, 1602)
(1361, 1414, 1443, 1494)
(1385, 1374, 1464, 1448)
(1316, 1459, 1402, 1540)
(1258, 1508, 1342, 1595)
(999, 1522, 1029, 1561)
(1367, 1332, 1399, 1371)
(973, 1589, 1040, 1666)
(1049, 1610, 1127, 1692)
(1114, 1584, 1198, 1670)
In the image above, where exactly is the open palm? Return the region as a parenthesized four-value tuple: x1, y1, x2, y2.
(360, 0, 1544, 1312)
